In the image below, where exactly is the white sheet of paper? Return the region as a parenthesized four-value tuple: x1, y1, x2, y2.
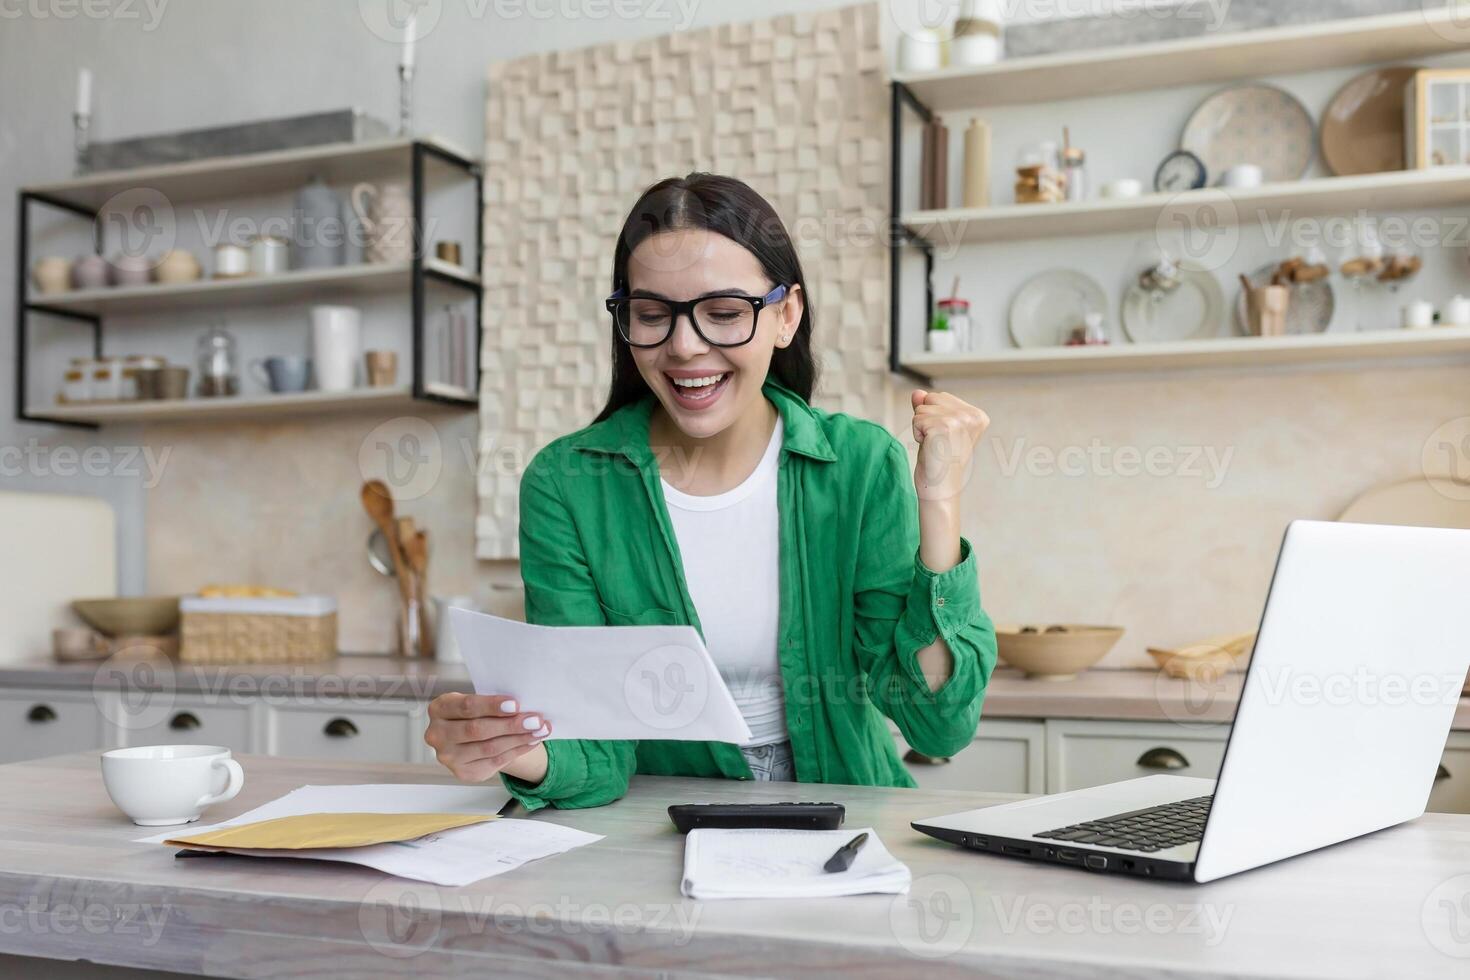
(681, 828, 911, 900)
(134, 783, 511, 844)
(182, 818, 603, 888)
(448, 607, 753, 743)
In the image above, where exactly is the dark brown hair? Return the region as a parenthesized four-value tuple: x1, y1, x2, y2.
(593, 173, 817, 423)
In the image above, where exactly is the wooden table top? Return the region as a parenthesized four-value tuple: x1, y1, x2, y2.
(1, 751, 1468, 978)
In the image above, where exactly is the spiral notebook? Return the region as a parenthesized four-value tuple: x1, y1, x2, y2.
(680, 827, 910, 900)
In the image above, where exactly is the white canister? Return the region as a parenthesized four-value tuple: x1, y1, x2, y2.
(1445, 295, 1470, 328)
(213, 243, 250, 279)
(310, 305, 363, 391)
(249, 235, 290, 277)
(1403, 299, 1435, 330)
(897, 27, 943, 73)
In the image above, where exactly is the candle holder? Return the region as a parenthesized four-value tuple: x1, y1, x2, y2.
(397, 64, 415, 137)
(73, 111, 91, 175)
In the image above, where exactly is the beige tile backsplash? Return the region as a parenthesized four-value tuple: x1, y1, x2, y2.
(144, 362, 1468, 662)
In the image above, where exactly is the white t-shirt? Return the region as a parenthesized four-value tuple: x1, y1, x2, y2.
(660, 418, 788, 747)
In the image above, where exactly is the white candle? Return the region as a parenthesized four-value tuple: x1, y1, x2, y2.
(76, 68, 92, 116)
(401, 14, 416, 71)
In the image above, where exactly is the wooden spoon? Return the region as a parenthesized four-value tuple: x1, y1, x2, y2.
(360, 481, 412, 606)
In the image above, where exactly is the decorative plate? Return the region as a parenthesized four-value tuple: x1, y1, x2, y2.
(1232, 262, 1335, 336)
(1181, 84, 1314, 184)
(1322, 66, 1420, 176)
(1121, 264, 1227, 343)
(1008, 269, 1110, 348)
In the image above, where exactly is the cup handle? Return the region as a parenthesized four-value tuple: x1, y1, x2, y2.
(195, 757, 245, 809)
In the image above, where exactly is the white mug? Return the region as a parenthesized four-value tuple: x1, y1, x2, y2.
(101, 745, 244, 826)
(310, 305, 362, 391)
(1446, 295, 1470, 328)
(1403, 299, 1435, 330)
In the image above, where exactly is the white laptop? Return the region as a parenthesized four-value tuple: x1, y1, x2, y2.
(913, 520, 1470, 883)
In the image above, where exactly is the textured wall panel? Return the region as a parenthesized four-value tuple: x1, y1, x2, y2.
(477, 3, 891, 558)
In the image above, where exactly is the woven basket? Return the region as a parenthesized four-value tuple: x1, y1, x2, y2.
(180, 597, 336, 664)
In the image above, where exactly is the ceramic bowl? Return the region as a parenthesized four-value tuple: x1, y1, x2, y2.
(995, 624, 1124, 680)
(72, 254, 110, 290)
(109, 255, 154, 287)
(72, 597, 181, 637)
(32, 256, 72, 295)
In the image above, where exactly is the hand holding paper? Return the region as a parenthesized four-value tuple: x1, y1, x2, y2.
(448, 608, 752, 743)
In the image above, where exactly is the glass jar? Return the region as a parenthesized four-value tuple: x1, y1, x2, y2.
(936, 298, 972, 351)
(62, 369, 89, 403)
(91, 358, 122, 401)
(195, 324, 239, 397)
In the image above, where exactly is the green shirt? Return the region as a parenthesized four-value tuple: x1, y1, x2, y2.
(504, 377, 997, 810)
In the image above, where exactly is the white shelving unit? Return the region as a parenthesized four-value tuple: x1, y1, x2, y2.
(890, 9, 1470, 380)
(903, 168, 1470, 245)
(905, 326, 1470, 379)
(893, 7, 1470, 111)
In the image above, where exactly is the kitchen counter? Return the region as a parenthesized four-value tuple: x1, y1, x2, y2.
(1, 750, 1467, 979)
(4, 657, 1468, 730)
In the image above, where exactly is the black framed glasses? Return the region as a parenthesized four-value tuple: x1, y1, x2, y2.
(605, 284, 789, 348)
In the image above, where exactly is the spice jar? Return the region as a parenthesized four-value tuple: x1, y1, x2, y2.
(91, 357, 122, 401)
(937, 298, 972, 351)
(62, 368, 89, 403)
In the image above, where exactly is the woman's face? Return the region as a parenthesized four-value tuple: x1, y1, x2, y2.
(625, 229, 802, 441)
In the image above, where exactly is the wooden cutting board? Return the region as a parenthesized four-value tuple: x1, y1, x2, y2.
(0, 490, 116, 664)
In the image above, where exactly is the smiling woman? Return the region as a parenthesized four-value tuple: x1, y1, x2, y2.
(424, 173, 998, 809)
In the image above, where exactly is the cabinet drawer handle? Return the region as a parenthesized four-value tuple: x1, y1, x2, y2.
(1437, 763, 1451, 782)
(324, 717, 360, 738)
(169, 712, 202, 731)
(27, 704, 57, 724)
(904, 749, 951, 766)
(1137, 747, 1190, 771)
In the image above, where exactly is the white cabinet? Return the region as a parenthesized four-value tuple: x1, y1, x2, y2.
(263, 701, 427, 763)
(895, 719, 1044, 794)
(0, 689, 115, 764)
(1044, 719, 1231, 794)
(112, 695, 257, 755)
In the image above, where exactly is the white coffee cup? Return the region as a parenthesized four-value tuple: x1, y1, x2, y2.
(101, 744, 244, 826)
(310, 305, 362, 392)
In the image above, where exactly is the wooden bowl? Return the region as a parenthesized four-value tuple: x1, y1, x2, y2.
(71, 597, 180, 637)
(1146, 632, 1255, 681)
(995, 624, 1124, 680)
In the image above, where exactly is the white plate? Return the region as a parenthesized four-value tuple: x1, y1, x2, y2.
(1182, 84, 1314, 184)
(1121, 264, 1226, 344)
(1008, 270, 1109, 348)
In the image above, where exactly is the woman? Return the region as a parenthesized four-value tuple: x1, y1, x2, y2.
(425, 173, 996, 810)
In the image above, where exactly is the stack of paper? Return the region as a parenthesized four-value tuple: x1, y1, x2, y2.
(136, 784, 602, 887)
(680, 828, 911, 900)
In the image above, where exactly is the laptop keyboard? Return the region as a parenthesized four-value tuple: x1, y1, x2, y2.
(1033, 795, 1213, 853)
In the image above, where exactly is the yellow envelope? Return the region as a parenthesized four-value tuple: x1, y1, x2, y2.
(164, 812, 495, 850)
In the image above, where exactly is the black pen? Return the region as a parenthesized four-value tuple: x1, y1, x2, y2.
(823, 832, 869, 873)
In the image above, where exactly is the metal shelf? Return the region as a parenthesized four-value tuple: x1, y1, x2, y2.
(24, 385, 475, 425)
(16, 139, 483, 428)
